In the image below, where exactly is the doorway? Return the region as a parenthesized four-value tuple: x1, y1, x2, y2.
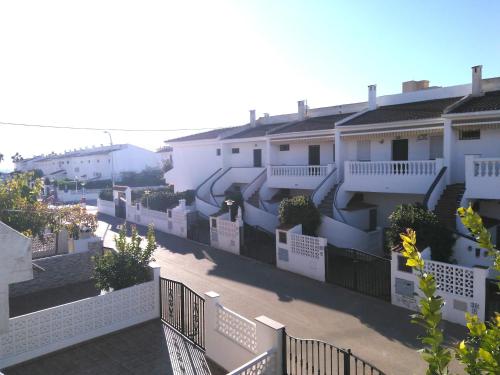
(253, 149, 262, 167)
(392, 139, 409, 161)
(308, 145, 320, 165)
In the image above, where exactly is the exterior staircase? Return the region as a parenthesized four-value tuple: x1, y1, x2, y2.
(433, 183, 466, 229)
(247, 189, 260, 208)
(317, 185, 337, 218)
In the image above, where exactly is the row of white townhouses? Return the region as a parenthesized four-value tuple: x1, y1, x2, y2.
(15, 144, 161, 181)
(165, 65, 500, 267)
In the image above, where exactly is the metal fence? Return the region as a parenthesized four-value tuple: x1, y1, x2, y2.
(160, 277, 205, 350)
(283, 332, 385, 375)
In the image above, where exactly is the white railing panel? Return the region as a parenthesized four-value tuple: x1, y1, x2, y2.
(465, 156, 500, 199)
(270, 165, 327, 177)
(228, 350, 276, 375)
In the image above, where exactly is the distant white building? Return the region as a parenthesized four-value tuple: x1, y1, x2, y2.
(15, 144, 161, 181)
(156, 145, 173, 169)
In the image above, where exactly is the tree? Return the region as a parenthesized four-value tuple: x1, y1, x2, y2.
(400, 207, 500, 374)
(0, 153, 4, 163)
(11, 152, 23, 163)
(278, 195, 321, 236)
(388, 204, 455, 262)
(93, 224, 157, 291)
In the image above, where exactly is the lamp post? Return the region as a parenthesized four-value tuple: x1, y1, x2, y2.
(75, 176, 78, 192)
(144, 189, 151, 209)
(225, 199, 234, 221)
(81, 181, 86, 201)
(104, 131, 115, 186)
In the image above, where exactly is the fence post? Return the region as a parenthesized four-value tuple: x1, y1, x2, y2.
(150, 262, 161, 319)
(343, 349, 351, 375)
(255, 316, 286, 375)
(180, 284, 185, 334)
(203, 291, 220, 367)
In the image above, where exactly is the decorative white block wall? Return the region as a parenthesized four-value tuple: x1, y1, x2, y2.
(391, 252, 489, 325)
(275, 224, 326, 282)
(204, 291, 284, 375)
(209, 211, 242, 255)
(0, 264, 160, 369)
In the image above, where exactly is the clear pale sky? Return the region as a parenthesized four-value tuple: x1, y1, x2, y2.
(0, 0, 499, 171)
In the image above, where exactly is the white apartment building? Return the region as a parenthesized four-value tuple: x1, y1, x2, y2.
(164, 65, 500, 264)
(15, 144, 161, 181)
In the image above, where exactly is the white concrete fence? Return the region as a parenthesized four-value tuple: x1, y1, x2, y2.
(205, 291, 284, 375)
(465, 155, 500, 199)
(97, 198, 115, 216)
(209, 210, 243, 255)
(0, 264, 160, 369)
(276, 224, 327, 282)
(391, 251, 489, 326)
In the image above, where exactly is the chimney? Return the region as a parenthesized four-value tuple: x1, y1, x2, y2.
(402, 80, 430, 93)
(298, 100, 307, 120)
(472, 65, 483, 96)
(249, 109, 256, 127)
(368, 85, 377, 110)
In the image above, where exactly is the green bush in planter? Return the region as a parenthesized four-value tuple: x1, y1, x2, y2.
(99, 189, 113, 201)
(387, 203, 455, 262)
(93, 224, 156, 291)
(278, 195, 321, 236)
(141, 189, 194, 211)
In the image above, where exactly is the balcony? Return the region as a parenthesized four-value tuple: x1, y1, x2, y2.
(343, 159, 444, 194)
(465, 156, 500, 199)
(266, 164, 335, 189)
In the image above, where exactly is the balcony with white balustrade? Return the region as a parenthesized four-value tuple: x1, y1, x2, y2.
(266, 164, 336, 189)
(343, 159, 444, 194)
(465, 155, 500, 199)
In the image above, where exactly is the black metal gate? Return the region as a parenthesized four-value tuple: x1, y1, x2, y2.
(241, 225, 277, 265)
(187, 215, 210, 245)
(160, 277, 205, 350)
(115, 196, 126, 219)
(325, 246, 391, 301)
(486, 278, 500, 322)
(283, 331, 385, 375)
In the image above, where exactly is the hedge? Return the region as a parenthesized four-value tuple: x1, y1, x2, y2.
(141, 189, 194, 211)
(278, 195, 321, 236)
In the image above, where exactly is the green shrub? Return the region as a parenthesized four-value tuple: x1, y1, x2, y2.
(99, 189, 113, 201)
(119, 168, 166, 187)
(278, 195, 321, 236)
(387, 203, 455, 262)
(142, 189, 194, 211)
(93, 225, 156, 291)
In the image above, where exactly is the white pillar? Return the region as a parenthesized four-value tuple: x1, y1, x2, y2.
(150, 262, 161, 319)
(335, 130, 344, 179)
(472, 266, 489, 322)
(443, 118, 453, 184)
(204, 291, 220, 366)
(255, 315, 285, 375)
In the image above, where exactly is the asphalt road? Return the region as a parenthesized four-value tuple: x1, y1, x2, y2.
(95, 211, 467, 375)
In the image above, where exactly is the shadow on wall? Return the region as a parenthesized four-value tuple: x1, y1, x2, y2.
(98, 213, 467, 353)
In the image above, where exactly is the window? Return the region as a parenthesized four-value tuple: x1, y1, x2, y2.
(231, 148, 240, 154)
(74, 167, 80, 172)
(279, 144, 290, 151)
(216, 148, 221, 156)
(66, 161, 69, 164)
(397, 255, 412, 273)
(211, 218, 217, 228)
(278, 231, 287, 244)
(97, 159, 100, 163)
(357, 140, 371, 161)
(88, 160, 91, 163)
(459, 129, 481, 140)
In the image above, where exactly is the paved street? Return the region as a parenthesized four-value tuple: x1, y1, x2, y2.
(96, 212, 467, 375)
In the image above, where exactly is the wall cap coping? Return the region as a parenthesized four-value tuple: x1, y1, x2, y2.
(205, 291, 220, 299)
(255, 315, 285, 330)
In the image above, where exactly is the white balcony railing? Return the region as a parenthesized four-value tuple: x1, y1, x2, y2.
(465, 156, 500, 199)
(270, 165, 328, 177)
(267, 164, 335, 189)
(347, 160, 438, 176)
(344, 159, 443, 194)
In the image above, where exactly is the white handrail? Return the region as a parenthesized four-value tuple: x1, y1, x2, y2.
(471, 158, 500, 177)
(270, 165, 327, 177)
(346, 160, 439, 176)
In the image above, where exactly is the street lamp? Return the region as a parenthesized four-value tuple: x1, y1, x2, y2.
(144, 189, 151, 209)
(104, 131, 115, 187)
(75, 176, 78, 192)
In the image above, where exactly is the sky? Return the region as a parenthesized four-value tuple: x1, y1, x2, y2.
(0, 0, 499, 171)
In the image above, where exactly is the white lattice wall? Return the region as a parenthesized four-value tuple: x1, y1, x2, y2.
(228, 350, 276, 375)
(275, 225, 326, 282)
(0, 265, 160, 368)
(210, 214, 241, 254)
(216, 305, 257, 354)
(390, 252, 489, 326)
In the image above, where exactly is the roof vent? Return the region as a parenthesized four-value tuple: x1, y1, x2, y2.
(402, 80, 429, 93)
(472, 65, 483, 96)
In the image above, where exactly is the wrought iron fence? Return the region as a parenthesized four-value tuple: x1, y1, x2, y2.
(283, 332, 385, 375)
(160, 277, 205, 349)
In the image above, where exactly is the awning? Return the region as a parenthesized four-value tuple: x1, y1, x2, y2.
(452, 117, 500, 129)
(340, 124, 443, 140)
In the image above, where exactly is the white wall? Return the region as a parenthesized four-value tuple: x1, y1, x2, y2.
(223, 141, 267, 167)
(167, 142, 223, 192)
(97, 198, 115, 216)
(275, 225, 326, 282)
(363, 192, 424, 228)
(450, 127, 500, 183)
(270, 139, 334, 166)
